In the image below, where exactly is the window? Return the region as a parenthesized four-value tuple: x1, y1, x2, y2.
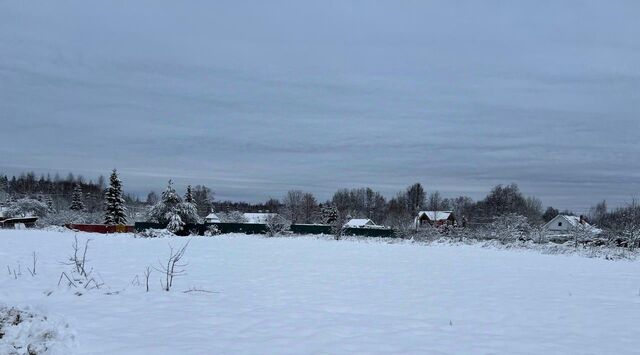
(558, 222, 563, 227)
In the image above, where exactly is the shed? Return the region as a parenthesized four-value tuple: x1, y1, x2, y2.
(0, 217, 38, 229)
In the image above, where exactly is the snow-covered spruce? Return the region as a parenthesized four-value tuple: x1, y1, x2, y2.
(147, 180, 199, 233)
(69, 185, 85, 212)
(103, 169, 127, 225)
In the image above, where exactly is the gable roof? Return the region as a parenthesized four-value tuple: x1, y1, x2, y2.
(205, 213, 220, 221)
(417, 211, 453, 221)
(344, 218, 375, 228)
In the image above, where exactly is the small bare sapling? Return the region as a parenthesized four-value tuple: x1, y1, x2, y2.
(156, 241, 190, 291)
(27, 251, 37, 276)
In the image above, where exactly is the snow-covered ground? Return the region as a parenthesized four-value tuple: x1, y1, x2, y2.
(1, 229, 639, 354)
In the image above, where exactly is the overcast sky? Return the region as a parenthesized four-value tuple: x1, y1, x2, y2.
(1, 1, 639, 212)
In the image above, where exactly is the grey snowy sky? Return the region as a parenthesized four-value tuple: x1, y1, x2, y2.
(1, 0, 639, 212)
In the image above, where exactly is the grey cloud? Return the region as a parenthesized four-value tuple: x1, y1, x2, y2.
(1, 0, 639, 213)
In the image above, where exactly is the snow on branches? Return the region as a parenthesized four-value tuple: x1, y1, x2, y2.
(148, 180, 200, 233)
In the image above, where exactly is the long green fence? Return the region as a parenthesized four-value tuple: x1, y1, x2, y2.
(134, 222, 396, 238)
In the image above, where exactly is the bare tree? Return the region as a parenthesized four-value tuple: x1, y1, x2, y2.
(570, 223, 595, 248)
(425, 191, 447, 211)
(283, 190, 304, 223)
(405, 183, 426, 217)
(300, 192, 318, 224)
(192, 185, 215, 217)
(63, 236, 91, 277)
(26, 252, 37, 276)
(487, 214, 530, 243)
(58, 236, 103, 290)
(156, 242, 190, 291)
(144, 266, 152, 292)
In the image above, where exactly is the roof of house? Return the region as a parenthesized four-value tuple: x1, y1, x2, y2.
(344, 218, 375, 228)
(417, 211, 454, 221)
(243, 213, 276, 224)
(205, 213, 220, 221)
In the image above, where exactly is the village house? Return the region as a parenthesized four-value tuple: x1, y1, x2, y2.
(343, 218, 390, 229)
(344, 218, 376, 228)
(415, 211, 456, 228)
(542, 215, 601, 235)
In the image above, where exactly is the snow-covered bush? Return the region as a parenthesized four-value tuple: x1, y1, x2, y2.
(5, 198, 49, 218)
(486, 214, 531, 243)
(265, 214, 290, 237)
(218, 211, 248, 223)
(529, 225, 548, 244)
(204, 225, 221, 236)
(137, 229, 176, 238)
(412, 226, 442, 242)
(568, 223, 597, 248)
(37, 210, 104, 227)
(621, 225, 640, 250)
(0, 306, 76, 354)
(446, 226, 475, 242)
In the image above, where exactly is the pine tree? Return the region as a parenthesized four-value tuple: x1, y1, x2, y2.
(70, 184, 86, 211)
(104, 169, 127, 225)
(45, 195, 55, 213)
(148, 180, 181, 225)
(321, 205, 339, 224)
(184, 185, 195, 204)
(148, 180, 200, 229)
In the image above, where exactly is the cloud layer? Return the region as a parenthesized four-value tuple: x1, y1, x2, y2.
(1, 1, 639, 212)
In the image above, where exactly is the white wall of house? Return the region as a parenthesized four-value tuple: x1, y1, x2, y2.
(543, 215, 600, 234)
(544, 215, 574, 233)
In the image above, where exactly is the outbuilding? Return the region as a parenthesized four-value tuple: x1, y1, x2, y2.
(205, 213, 221, 223)
(344, 218, 376, 228)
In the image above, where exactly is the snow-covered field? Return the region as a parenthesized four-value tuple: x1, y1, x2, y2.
(1, 230, 639, 354)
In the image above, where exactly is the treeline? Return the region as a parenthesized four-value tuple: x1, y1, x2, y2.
(2, 171, 639, 238)
(157, 182, 553, 228)
(0, 172, 107, 212)
(262, 183, 549, 229)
